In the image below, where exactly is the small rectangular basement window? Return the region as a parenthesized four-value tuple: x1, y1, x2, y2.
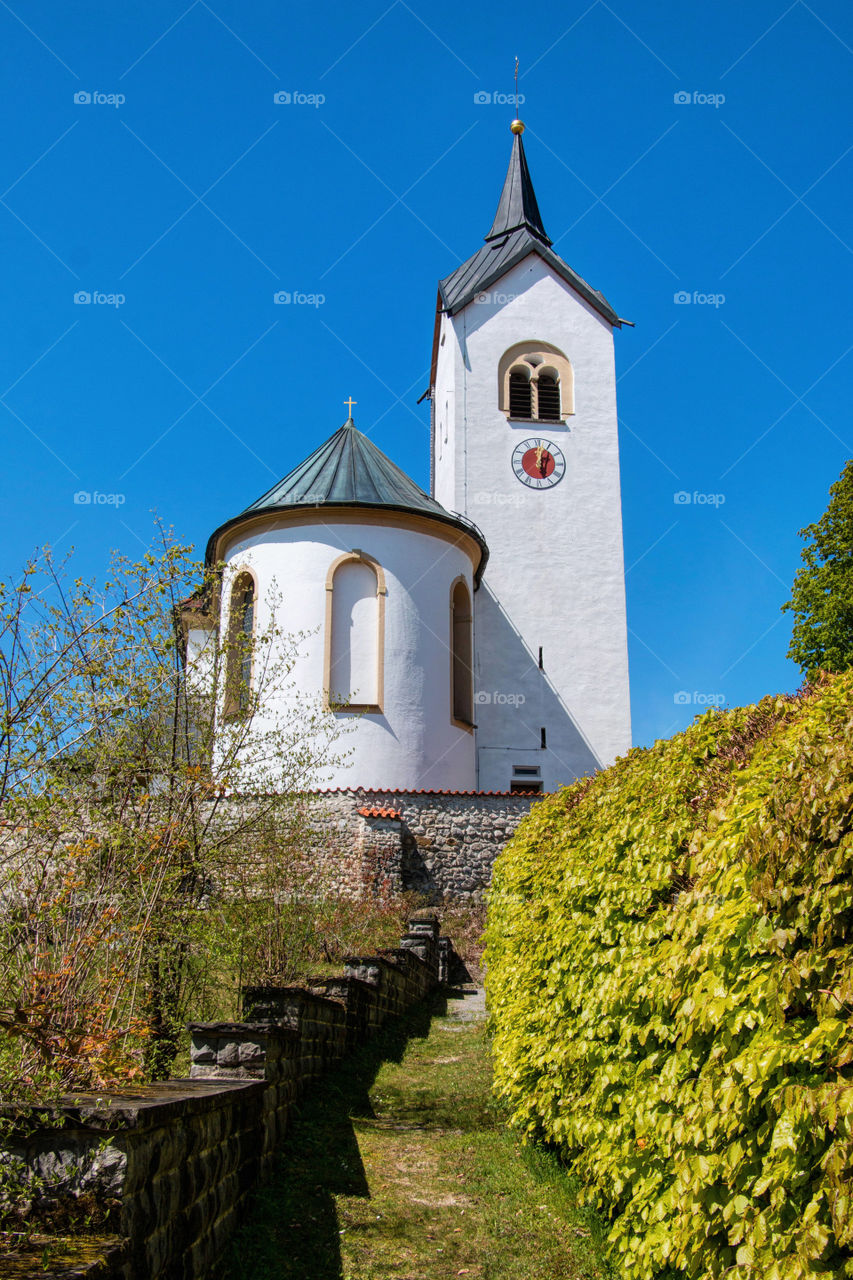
(511, 765, 543, 794)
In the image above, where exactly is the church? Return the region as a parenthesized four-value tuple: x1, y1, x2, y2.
(185, 118, 632, 795)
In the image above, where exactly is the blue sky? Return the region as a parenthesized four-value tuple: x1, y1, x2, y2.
(1, 0, 851, 750)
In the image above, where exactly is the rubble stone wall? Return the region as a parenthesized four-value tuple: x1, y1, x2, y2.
(302, 790, 542, 902)
(4, 915, 452, 1280)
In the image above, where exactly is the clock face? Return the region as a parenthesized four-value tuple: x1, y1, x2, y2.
(511, 437, 566, 489)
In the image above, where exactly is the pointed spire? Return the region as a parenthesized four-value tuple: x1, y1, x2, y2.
(485, 123, 551, 246)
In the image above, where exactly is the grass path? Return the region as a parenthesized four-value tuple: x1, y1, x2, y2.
(222, 989, 615, 1280)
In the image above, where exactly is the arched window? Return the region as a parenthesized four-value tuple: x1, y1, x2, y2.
(325, 551, 385, 712)
(537, 372, 561, 421)
(450, 578, 473, 728)
(508, 368, 532, 419)
(498, 342, 574, 421)
(224, 571, 255, 718)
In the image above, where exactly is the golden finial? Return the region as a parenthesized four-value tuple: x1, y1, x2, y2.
(344, 396, 357, 418)
(511, 56, 524, 134)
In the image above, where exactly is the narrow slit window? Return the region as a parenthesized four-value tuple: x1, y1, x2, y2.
(451, 580, 473, 726)
(224, 572, 255, 718)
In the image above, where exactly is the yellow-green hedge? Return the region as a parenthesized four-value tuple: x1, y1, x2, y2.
(485, 674, 853, 1279)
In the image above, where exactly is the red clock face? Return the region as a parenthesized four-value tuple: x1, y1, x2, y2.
(521, 447, 556, 479)
(511, 437, 566, 489)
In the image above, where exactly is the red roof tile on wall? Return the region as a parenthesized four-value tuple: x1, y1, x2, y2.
(228, 788, 544, 799)
(325, 787, 542, 798)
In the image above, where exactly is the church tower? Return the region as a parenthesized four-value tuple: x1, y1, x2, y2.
(430, 119, 631, 792)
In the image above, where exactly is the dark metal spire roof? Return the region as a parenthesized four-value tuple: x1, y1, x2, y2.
(438, 230, 621, 325)
(437, 128, 625, 328)
(485, 132, 551, 245)
(205, 420, 489, 579)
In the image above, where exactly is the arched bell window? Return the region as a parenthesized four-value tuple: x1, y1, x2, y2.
(498, 342, 574, 422)
(536, 372, 561, 422)
(450, 577, 474, 728)
(224, 570, 255, 718)
(508, 368, 532, 420)
(324, 551, 386, 713)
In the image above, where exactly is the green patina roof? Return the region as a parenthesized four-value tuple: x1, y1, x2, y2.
(205, 420, 488, 579)
(244, 419, 449, 516)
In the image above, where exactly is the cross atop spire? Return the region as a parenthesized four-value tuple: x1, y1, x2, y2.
(484, 126, 551, 246)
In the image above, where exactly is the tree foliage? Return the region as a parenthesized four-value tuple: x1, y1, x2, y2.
(0, 526, 349, 1095)
(485, 674, 853, 1279)
(784, 459, 853, 680)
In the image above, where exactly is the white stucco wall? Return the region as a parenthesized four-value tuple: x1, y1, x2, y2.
(218, 516, 477, 791)
(433, 253, 631, 791)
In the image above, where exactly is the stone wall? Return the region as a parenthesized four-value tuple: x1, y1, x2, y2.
(302, 789, 542, 902)
(3, 913, 456, 1280)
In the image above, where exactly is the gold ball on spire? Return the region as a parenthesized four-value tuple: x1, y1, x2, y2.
(510, 118, 525, 134)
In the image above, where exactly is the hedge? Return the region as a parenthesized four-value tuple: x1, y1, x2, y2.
(484, 673, 853, 1279)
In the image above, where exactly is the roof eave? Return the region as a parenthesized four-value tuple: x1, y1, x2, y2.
(205, 500, 490, 586)
(443, 243, 623, 327)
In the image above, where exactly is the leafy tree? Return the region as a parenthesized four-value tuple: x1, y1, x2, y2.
(0, 524, 350, 1093)
(783, 458, 853, 679)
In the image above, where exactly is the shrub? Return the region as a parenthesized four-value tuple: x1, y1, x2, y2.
(485, 673, 853, 1279)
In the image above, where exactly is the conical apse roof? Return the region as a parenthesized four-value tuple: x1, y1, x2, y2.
(205, 419, 489, 579)
(243, 419, 450, 518)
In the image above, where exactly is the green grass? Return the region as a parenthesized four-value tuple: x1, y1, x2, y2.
(221, 992, 615, 1280)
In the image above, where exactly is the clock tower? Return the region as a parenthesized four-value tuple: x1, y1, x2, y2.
(429, 118, 631, 792)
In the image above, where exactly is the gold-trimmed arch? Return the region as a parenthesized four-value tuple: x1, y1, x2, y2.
(498, 340, 574, 421)
(324, 549, 387, 713)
